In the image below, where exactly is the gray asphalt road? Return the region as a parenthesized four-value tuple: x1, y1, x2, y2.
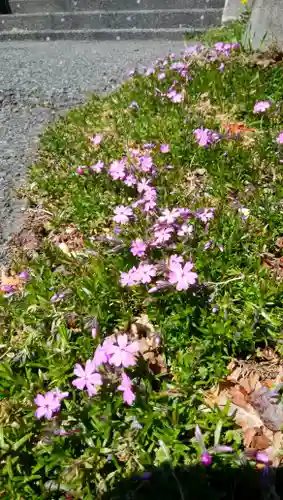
(0, 39, 186, 263)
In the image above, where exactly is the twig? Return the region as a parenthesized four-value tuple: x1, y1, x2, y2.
(206, 274, 244, 287)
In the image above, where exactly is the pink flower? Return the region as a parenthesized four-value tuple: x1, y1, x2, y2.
(157, 72, 165, 80)
(53, 388, 69, 401)
(197, 208, 214, 224)
(108, 334, 139, 368)
(201, 452, 213, 466)
(168, 261, 198, 291)
(139, 155, 153, 173)
(137, 178, 151, 193)
(72, 360, 102, 397)
(18, 270, 30, 282)
(170, 91, 184, 103)
(153, 226, 174, 245)
(276, 132, 283, 144)
(118, 373, 135, 405)
(93, 338, 114, 366)
(144, 198, 157, 212)
(91, 134, 102, 145)
(253, 101, 270, 113)
(124, 174, 137, 186)
(169, 254, 183, 267)
(76, 166, 87, 175)
(90, 160, 104, 173)
(120, 266, 139, 286)
(0, 284, 17, 297)
(131, 239, 147, 257)
(145, 67, 155, 76)
(109, 160, 126, 180)
(158, 208, 180, 224)
(160, 144, 170, 153)
(136, 263, 157, 284)
(113, 205, 133, 224)
(34, 391, 67, 420)
(177, 224, 193, 237)
(93, 345, 107, 366)
(194, 128, 219, 147)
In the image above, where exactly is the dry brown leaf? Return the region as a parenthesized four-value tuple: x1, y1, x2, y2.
(230, 386, 249, 409)
(251, 431, 270, 450)
(227, 366, 242, 383)
(243, 427, 257, 447)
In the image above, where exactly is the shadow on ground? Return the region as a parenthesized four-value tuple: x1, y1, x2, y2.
(102, 462, 283, 500)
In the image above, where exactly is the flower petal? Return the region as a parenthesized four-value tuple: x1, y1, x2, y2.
(34, 394, 45, 406)
(117, 334, 128, 349)
(35, 406, 47, 419)
(74, 363, 85, 378)
(72, 378, 86, 390)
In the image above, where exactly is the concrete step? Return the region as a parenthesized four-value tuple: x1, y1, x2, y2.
(0, 9, 222, 31)
(0, 27, 205, 41)
(10, 0, 225, 14)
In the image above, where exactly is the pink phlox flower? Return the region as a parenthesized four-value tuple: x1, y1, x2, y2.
(72, 360, 102, 397)
(18, 270, 30, 282)
(197, 208, 215, 224)
(157, 72, 166, 80)
(168, 260, 197, 291)
(143, 186, 157, 201)
(146, 67, 155, 76)
(34, 391, 61, 420)
(177, 223, 193, 237)
(91, 134, 102, 145)
(124, 174, 137, 186)
(168, 91, 184, 103)
(53, 388, 69, 402)
(153, 225, 174, 245)
(120, 266, 139, 286)
(113, 205, 133, 224)
(117, 372, 136, 405)
(132, 199, 146, 209)
(93, 344, 108, 367)
(139, 154, 153, 173)
(171, 61, 187, 71)
(0, 284, 17, 297)
(214, 42, 225, 52)
(144, 198, 157, 212)
(160, 143, 170, 153)
(136, 263, 157, 284)
(76, 166, 88, 175)
(158, 208, 180, 225)
(90, 160, 104, 173)
(108, 334, 139, 368)
(137, 178, 151, 193)
(194, 128, 217, 147)
(276, 132, 283, 144)
(109, 160, 126, 180)
(169, 254, 184, 267)
(253, 100, 270, 113)
(131, 239, 147, 257)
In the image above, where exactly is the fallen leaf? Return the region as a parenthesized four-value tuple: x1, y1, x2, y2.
(243, 428, 257, 447)
(230, 386, 249, 409)
(223, 122, 257, 135)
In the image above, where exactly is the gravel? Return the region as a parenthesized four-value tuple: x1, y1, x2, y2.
(0, 39, 186, 264)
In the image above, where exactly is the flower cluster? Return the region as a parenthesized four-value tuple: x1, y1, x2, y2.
(34, 389, 69, 420)
(34, 334, 140, 419)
